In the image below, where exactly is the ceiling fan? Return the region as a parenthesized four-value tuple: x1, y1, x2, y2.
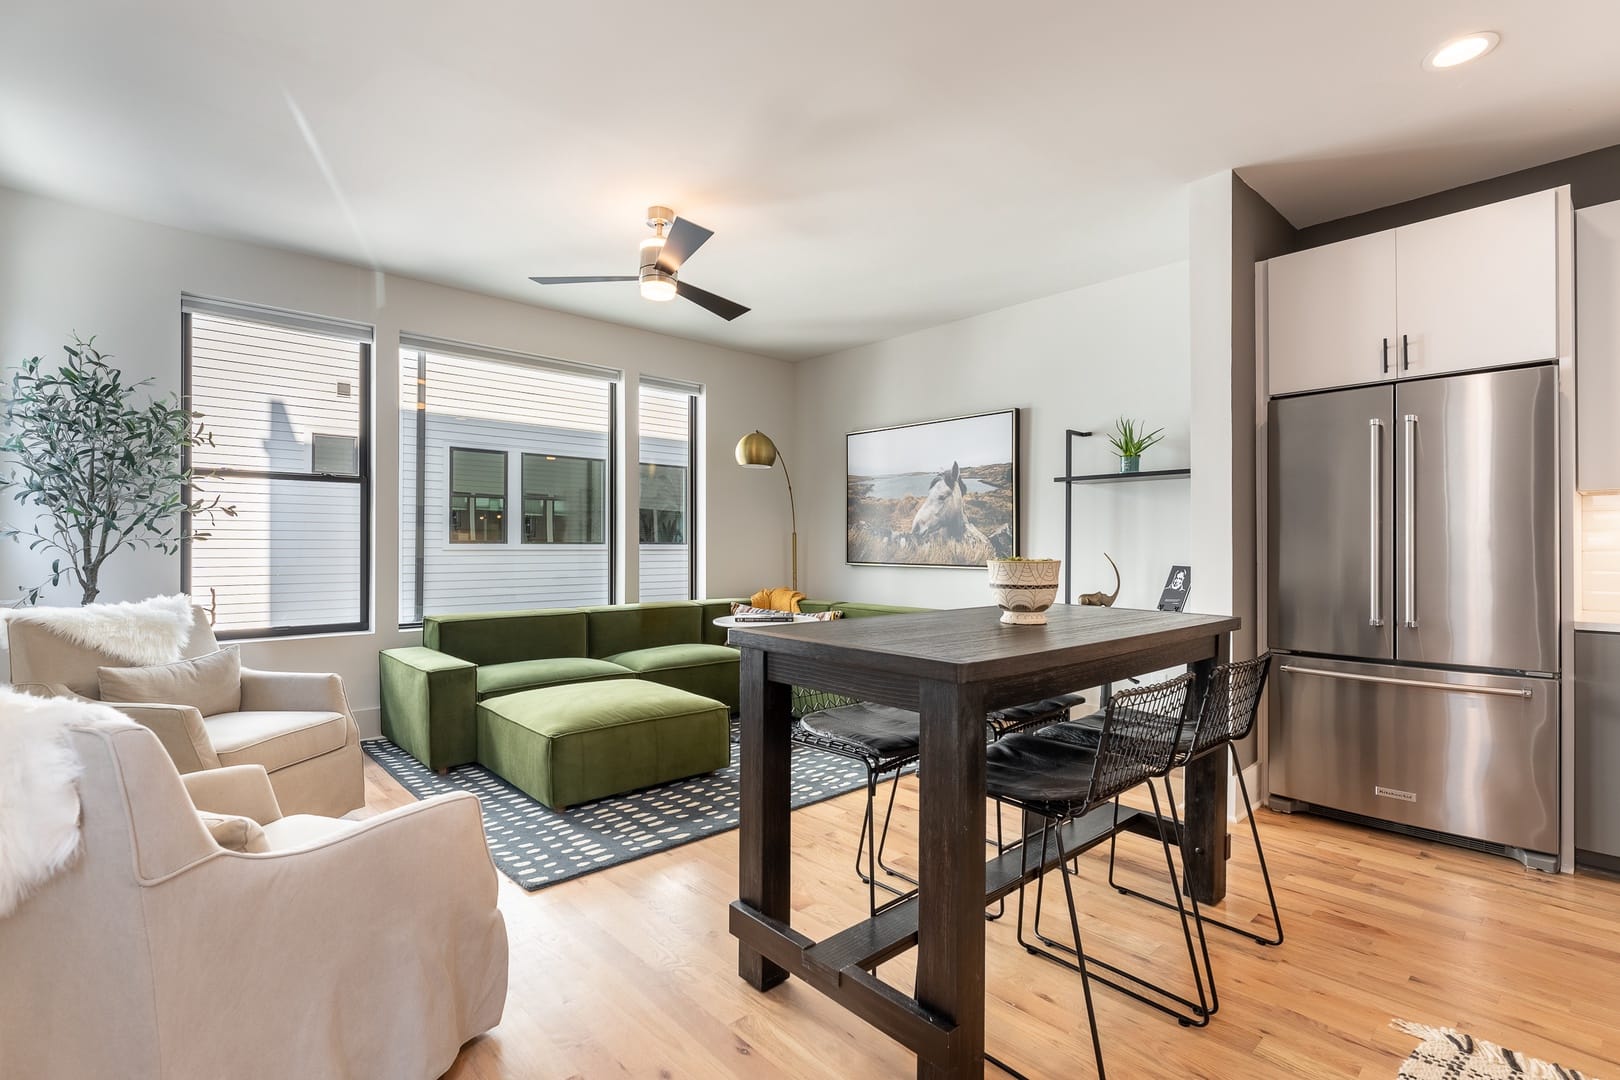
(530, 206, 750, 321)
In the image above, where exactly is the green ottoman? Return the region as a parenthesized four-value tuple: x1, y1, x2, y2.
(476, 681, 731, 810)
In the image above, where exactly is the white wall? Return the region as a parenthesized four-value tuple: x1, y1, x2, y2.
(0, 185, 797, 734)
(792, 261, 1192, 612)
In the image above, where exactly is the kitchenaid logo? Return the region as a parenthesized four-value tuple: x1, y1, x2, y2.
(1375, 785, 1417, 803)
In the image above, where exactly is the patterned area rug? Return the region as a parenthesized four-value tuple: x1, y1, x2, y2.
(364, 724, 885, 891)
(1395, 1020, 1597, 1079)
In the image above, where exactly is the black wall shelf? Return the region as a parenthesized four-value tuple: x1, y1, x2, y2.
(1057, 427, 1191, 598)
(1053, 467, 1191, 485)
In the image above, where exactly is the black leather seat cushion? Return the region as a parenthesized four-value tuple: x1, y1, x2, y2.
(796, 702, 921, 761)
(1041, 708, 1196, 757)
(988, 692, 1088, 735)
(984, 731, 1100, 812)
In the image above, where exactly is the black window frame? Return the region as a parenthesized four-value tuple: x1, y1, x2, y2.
(399, 342, 619, 630)
(637, 386, 700, 599)
(447, 446, 509, 544)
(180, 309, 373, 640)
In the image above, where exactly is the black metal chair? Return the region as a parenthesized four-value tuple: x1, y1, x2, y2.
(1106, 653, 1282, 950)
(982, 693, 1087, 922)
(791, 689, 920, 916)
(986, 693, 1089, 740)
(790, 688, 1089, 920)
(982, 674, 1202, 1080)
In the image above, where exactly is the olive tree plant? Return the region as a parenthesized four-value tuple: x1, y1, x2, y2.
(1, 336, 233, 605)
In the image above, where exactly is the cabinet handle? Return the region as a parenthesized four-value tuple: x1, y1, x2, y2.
(1381, 337, 1389, 374)
(1278, 665, 1533, 699)
(1403, 413, 1417, 628)
(1369, 418, 1383, 627)
(1401, 333, 1410, 371)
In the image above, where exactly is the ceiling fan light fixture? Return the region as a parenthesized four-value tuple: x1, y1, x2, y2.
(640, 271, 677, 302)
(1424, 31, 1499, 70)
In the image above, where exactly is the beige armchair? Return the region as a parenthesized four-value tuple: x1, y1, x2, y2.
(6, 605, 363, 816)
(0, 706, 508, 1080)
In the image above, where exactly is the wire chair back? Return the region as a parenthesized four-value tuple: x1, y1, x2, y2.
(1085, 672, 1193, 807)
(791, 686, 861, 719)
(1186, 653, 1272, 757)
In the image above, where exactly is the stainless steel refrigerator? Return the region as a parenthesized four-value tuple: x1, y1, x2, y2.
(1267, 363, 1561, 864)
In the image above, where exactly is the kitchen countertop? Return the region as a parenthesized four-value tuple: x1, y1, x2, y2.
(1576, 621, 1620, 633)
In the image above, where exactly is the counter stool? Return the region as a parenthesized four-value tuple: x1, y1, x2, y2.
(982, 673, 1199, 1080)
(792, 691, 920, 916)
(1108, 654, 1281, 949)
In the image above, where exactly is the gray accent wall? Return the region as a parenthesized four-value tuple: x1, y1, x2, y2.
(1293, 142, 1620, 249)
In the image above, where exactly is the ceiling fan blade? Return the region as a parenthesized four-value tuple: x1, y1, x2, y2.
(529, 275, 637, 284)
(655, 217, 714, 274)
(676, 280, 750, 321)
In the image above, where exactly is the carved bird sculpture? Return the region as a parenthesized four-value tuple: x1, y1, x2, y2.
(1077, 553, 1121, 607)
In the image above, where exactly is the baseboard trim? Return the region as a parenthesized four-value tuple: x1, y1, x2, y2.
(1230, 761, 1261, 823)
(353, 704, 381, 741)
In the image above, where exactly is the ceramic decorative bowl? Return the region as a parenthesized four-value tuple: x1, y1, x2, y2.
(987, 558, 1061, 625)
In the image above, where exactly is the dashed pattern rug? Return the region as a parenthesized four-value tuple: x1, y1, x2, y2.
(1393, 1020, 1597, 1079)
(363, 724, 883, 891)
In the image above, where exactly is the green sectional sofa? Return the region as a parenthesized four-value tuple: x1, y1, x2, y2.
(380, 598, 927, 790)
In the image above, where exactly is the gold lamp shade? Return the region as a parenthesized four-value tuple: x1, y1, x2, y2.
(735, 430, 778, 469)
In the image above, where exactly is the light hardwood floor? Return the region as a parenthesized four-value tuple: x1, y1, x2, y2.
(361, 760, 1620, 1079)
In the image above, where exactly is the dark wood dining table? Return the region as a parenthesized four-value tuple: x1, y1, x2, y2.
(727, 604, 1240, 1079)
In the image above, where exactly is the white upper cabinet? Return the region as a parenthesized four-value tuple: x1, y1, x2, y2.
(1265, 188, 1567, 397)
(1266, 231, 1397, 396)
(1394, 189, 1561, 378)
(1578, 199, 1620, 493)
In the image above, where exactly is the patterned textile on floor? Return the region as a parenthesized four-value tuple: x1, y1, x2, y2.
(1394, 1019, 1597, 1080)
(365, 721, 894, 891)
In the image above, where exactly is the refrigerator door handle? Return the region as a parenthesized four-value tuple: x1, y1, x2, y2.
(1278, 664, 1533, 699)
(1403, 413, 1418, 629)
(1369, 418, 1384, 627)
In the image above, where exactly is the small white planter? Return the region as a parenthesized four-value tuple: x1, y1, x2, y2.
(987, 558, 1061, 625)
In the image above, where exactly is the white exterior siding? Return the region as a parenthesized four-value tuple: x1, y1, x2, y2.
(638, 386, 694, 601)
(400, 348, 613, 621)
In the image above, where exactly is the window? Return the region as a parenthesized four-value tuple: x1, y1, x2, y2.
(638, 381, 699, 600)
(400, 337, 617, 624)
(312, 434, 358, 475)
(639, 464, 688, 544)
(181, 297, 371, 638)
(522, 454, 605, 544)
(449, 448, 507, 543)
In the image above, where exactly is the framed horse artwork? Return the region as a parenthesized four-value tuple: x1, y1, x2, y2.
(845, 408, 1020, 568)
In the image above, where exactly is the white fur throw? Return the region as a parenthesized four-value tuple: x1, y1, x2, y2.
(0, 689, 101, 917)
(0, 594, 195, 666)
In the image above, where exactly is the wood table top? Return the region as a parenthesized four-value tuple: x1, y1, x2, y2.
(726, 604, 1240, 684)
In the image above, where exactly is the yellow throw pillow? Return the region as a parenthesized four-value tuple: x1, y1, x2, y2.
(749, 587, 806, 613)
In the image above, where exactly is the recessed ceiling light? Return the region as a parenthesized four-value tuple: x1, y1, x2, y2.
(1424, 31, 1500, 71)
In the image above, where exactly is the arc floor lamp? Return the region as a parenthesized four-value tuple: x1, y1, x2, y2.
(734, 430, 797, 591)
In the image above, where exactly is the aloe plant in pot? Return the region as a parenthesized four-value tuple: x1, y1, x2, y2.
(1107, 416, 1165, 474)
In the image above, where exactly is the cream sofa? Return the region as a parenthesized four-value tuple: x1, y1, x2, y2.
(0, 705, 508, 1080)
(6, 605, 363, 817)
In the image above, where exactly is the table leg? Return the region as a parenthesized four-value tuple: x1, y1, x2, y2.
(737, 646, 793, 990)
(915, 679, 987, 1079)
(1182, 633, 1231, 905)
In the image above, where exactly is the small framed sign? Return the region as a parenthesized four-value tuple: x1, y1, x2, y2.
(1158, 566, 1191, 612)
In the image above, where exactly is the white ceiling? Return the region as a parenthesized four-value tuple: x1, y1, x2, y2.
(4, 2, 1620, 360)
